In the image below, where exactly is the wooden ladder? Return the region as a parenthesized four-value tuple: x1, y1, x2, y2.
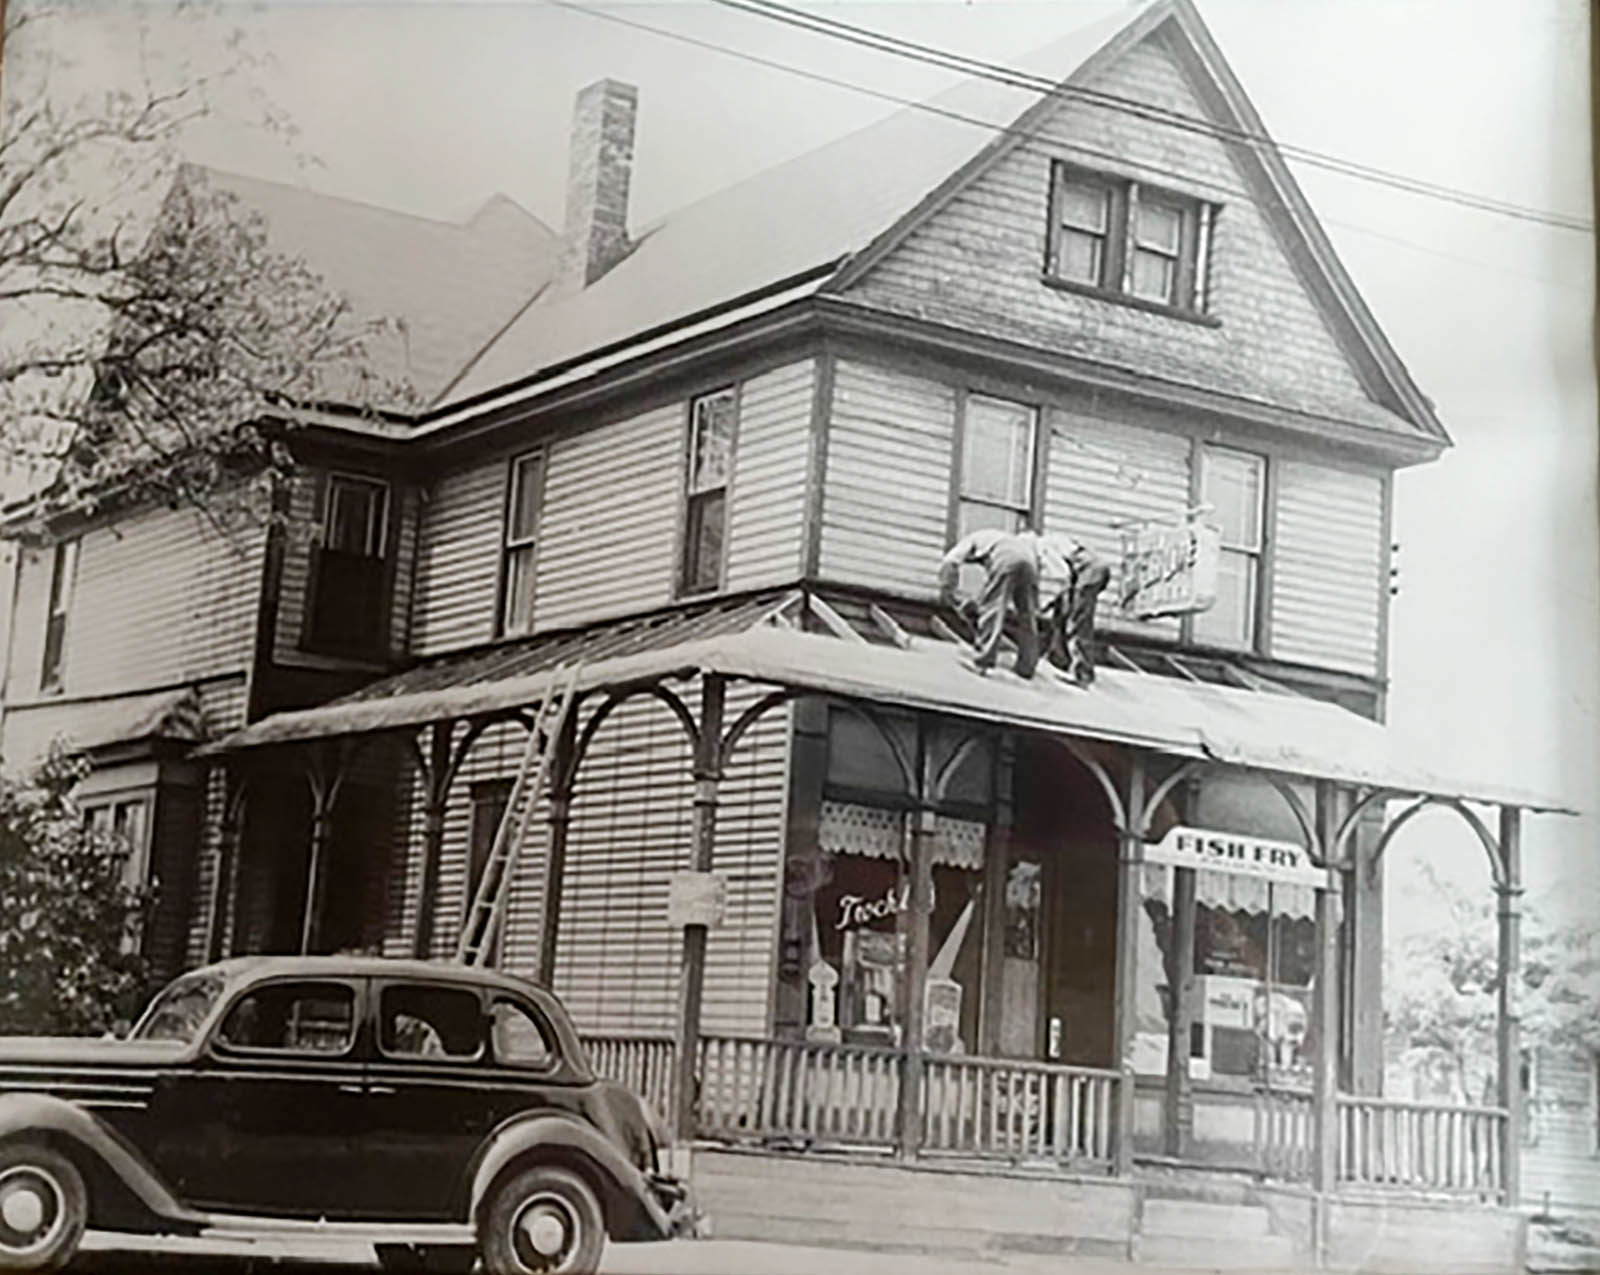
(455, 663, 582, 968)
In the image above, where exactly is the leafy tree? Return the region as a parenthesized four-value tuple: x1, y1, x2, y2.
(1385, 861, 1600, 1103)
(1, 0, 413, 530)
(0, 746, 153, 1035)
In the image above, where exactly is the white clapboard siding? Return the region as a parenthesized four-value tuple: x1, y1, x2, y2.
(273, 471, 318, 659)
(393, 682, 787, 1036)
(388, 484, 422, 654)
(1044, 408, 1190, 641)
(1270, 462, 1383, 674)
(7, 501, 264, 703)
(411, 461, 507, 655)
(724, 359, 814, 591)
(820, 360, 955, 597)
(1523, 1046, 1600, 1212)
(534, 402, 681, 630)
(182, 677, 251, 968)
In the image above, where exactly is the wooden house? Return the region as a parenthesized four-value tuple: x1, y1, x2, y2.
(0, 0, 1575, 1267)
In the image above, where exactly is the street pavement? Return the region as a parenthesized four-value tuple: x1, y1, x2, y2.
(73, 1232, 1315, 1274)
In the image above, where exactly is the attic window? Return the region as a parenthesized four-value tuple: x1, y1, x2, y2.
(1045, 163, 1216, 319)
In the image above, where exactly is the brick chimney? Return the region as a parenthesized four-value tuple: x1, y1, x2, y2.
(554, 79, 638, 294)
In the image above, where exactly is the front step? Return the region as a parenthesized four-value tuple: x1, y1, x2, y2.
(1138, 1231, 1297, 1270)
(1138, 1198, 1296, 1271)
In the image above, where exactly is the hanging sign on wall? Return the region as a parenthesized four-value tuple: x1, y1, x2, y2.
(1118, 513, 1222, 620)
(1144, 826, 1332, 890)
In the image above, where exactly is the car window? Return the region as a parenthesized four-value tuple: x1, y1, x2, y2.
(490, 999, 556, 1070)
(217, 981, 355, 1054)
(132, 973, 225, 1043)
(379, 984, 483, 1061)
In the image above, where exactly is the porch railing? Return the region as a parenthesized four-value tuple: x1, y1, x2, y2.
(1336, 1094, 1506, 1198)
(579, 1030, 677, 1121)
(1254, 1086, 1314, 1182)
(697, 1034, 902, 1149)
(921, 1054, 1118, 1167)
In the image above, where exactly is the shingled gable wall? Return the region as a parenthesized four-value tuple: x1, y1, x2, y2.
(842, 27, 1401, 433)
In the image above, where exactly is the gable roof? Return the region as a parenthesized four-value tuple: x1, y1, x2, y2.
(200, 168, 558, 408)
(438, 3, 1142, 408)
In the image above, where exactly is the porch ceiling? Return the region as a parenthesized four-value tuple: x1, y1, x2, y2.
(204, 588, 1573, 815)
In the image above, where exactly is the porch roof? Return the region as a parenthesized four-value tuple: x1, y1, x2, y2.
(205, 589, 1573, 814)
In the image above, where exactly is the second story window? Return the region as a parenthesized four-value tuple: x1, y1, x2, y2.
(501, 451, 544, 636)
(681, 388, 736, 596)
(40, 538, 79, 692)
(957, 395, 1037, 539)
(307, 473, 389, 658)
(1192, 446, 1266, 651)
(1047, 163, 1213, 316)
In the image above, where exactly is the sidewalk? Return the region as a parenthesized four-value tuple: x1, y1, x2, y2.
(79, 1232, 1316, 1274)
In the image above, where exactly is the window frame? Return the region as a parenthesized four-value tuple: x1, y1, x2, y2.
(1045, 162, 1217, 322)
(40, 538, 80, 692)
(375, 981, 487, 1064)
(678, 386, 739, 598)
(464, 779, 513, 926)
(952, 393, 1041, 544)
(488, 995, 561, 1073)
(1186, 444, 1269, 654)
(303, 471, 394, 659)
(209, 978, 363, 1060)
(498, 449, 546, 637)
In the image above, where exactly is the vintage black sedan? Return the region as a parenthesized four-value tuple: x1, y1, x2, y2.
(0, 956, 694, 1273)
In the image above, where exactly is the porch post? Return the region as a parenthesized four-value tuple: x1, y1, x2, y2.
(535, 708, 579, 988)
(412, 720, 454, 960)
(301, 744, 347, 956)
(1111, 752, 1146, 1176)
(206, 771, 247, 962)
(1163, 865, 1197, 1157)
(673, 675, 725, 1142)
(1496, 804, 1524, 1206)
(1311, 782, 1342, 1204)
(898, 801, 937, 1158)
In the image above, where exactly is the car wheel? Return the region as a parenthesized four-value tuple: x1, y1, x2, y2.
(480, 1165, 605, 1275)
(0, 1144, 87, 1272)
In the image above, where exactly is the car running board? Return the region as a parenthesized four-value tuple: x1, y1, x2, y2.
(198, 1216, 474, 1245)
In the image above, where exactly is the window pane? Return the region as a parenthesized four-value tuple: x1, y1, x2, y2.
(962, 398, 1034, 508)
(1059, 182, 1109, 231)
(327, 479, 385, 556)
(684, 489, 726, 594)
(1137, 200, 1183, 252)
(1192, 548, 1257, 649)
(1131, 249, 1176, 303)
(491, 1000, 555, 1069)
(219, 982, 355, 1053)
(467, 781, 511, 907)
(380, 984, 483, 1060)
(509, 453, 542, 542)
(1202, 450, 1264, 550)
(691, 392, 736, 493)
(1056, 230, 1104, 286)
(503, 545, 536, 634)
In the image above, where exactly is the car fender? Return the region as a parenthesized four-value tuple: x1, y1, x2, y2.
(468, 1112, 673, 1242)
(0, 1091, 202, 1230)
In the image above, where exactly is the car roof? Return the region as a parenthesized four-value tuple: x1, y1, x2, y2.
(189, 954, 553, 1000)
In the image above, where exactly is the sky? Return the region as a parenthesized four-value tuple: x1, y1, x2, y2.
(5, 0, 1596, 938)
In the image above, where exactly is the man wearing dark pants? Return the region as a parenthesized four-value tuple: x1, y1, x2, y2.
(937, 527, 1050, 678)
(1040, 534, 1111, 686)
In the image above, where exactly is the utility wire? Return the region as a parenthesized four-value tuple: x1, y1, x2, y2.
(708, 0, 1592, 234)
(545, 0, 1589, 293)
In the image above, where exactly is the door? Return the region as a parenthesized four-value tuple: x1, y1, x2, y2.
(147, 977, 368, 1216)
(355, 979, 499, 1219)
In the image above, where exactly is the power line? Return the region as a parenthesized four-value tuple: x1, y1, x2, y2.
(544, 0, 1588, 290)
(707, 0, 1593, 234)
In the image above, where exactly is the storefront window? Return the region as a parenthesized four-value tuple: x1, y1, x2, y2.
(1137, 865, 1318, 1087)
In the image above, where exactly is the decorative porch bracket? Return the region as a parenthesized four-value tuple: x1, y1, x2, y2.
(409, 717, 490, 959)
(300, 738, 358, 954)
(203, 771, 251, 962)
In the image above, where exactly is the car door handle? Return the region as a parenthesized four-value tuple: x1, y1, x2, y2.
(368, 1084, 398, 1095)
(338, 1083, 364, 1094)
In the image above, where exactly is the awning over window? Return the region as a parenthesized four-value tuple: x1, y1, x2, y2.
(202, 588, 1573, 816)
(2, 685, 206, 770)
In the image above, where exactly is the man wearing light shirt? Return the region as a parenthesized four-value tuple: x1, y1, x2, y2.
(937, 528, 1108, 685)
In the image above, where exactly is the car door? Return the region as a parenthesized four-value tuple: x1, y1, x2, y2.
(145, 976, 369, 1216)
(355, 978, 499, 1219)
